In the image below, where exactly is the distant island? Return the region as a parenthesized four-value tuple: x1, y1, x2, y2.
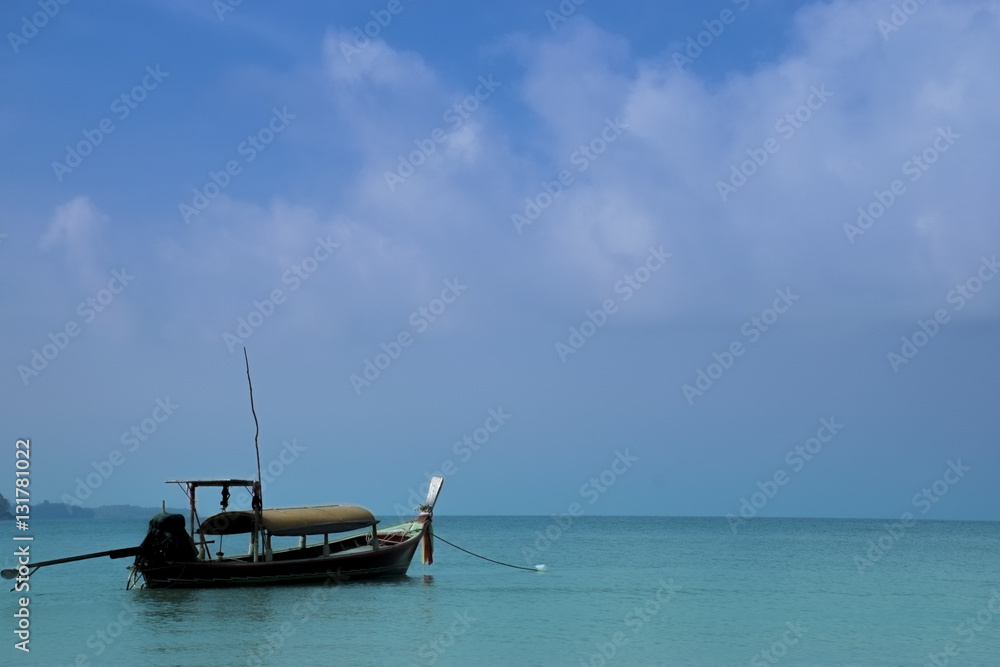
(0, 497, 184, 520)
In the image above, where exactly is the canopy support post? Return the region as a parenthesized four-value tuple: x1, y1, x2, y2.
(252, 480, 262, 563)
(187, 483, 195, 552)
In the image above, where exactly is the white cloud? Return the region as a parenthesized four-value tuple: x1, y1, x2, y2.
(157, 0, 1000, 336)
(39, 196, 107, 251)
(38, 196, 110, 287)
(324, 29, 436, 90)
(490, 2, 1000, 321)
(155, 196, 438, 345)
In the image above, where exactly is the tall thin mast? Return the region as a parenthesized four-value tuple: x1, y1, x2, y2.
(243, 347, 262, 496)
(243, 348, 264, 562)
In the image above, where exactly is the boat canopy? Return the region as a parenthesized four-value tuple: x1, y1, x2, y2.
(167, 478, 257, 486)
(200, 505, 377, 536)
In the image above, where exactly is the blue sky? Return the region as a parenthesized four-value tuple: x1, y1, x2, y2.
(1, 0, 997, 520)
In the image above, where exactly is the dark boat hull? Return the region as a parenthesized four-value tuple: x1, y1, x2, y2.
(137, 526, 425, 589)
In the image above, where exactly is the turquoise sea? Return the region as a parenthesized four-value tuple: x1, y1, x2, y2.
(3, 516, 999, 666)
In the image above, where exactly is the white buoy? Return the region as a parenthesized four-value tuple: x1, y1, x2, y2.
(534, 564, 548, 572)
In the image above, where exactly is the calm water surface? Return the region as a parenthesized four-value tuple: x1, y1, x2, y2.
(2, 517, 998, 666)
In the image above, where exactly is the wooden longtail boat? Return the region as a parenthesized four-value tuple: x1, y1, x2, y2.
(2, 476, 442, 589)
(2, 351, 446, 589)
(126, 476, 443, 589)
(123, 350, 444, 588)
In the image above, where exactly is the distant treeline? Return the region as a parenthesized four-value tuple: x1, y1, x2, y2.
(0, 498, 184, 520)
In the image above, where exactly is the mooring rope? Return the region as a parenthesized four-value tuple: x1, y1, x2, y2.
(432, 534, 547, 572)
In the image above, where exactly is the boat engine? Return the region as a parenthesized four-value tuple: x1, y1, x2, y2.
(136, 512, 198, 565)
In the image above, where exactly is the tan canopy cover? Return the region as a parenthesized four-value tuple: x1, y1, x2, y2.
(200, 505, 377, 536)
